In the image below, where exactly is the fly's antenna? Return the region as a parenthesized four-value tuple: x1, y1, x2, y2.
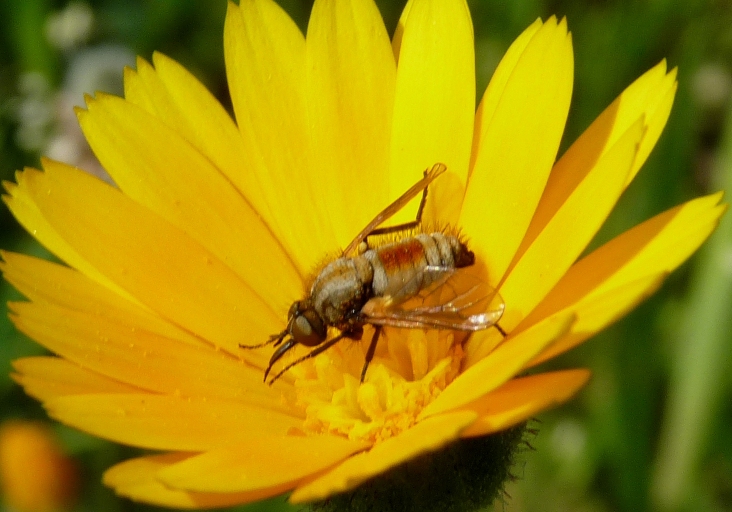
(266, 332, 349, 385)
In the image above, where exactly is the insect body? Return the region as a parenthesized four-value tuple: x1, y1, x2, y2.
(311, 232, 475, 333)
(245, 164, 505, 384)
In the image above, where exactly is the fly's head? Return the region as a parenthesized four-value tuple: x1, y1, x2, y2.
(261, 300, 327, 384)
(287, 300, 327, 347)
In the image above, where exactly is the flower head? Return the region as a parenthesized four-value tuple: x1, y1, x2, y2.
(1, 0, 725, 509)
(0, 420, 79, 512)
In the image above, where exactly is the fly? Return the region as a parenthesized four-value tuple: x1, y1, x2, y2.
(242, 163, 505, 384)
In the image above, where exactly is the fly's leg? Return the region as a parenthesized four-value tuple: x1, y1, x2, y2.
(364, 173, 430, 241)
(360, 325, 382, 382)
(343, 163, 446, 255)
(495, 323, 507, 337)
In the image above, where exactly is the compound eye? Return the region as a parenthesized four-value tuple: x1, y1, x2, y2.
(291, 310, 326, 347)
(287, 301, 301, 319)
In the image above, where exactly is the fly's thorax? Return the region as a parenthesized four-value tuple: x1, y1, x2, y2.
(310, 256, 374, 326)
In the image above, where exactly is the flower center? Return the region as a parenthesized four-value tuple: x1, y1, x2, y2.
(292, 327, 466, 444)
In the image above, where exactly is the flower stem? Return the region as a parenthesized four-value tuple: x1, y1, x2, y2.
(651, 92, 732, 510)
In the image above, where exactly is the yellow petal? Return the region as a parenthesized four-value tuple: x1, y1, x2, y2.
(225, 0, 337, 271)
(124, 53, 311, 282)
(19, 161, 281, 356)
(626, 65, 677, 184)
(304, 0, 395, 246)
(461, 369, 591, 437)
(77, 94, 301, 312)
(389, 0, 475, 225)
(390, 0, 412, 58)
(418, 312, 575, 419)
(520, 193, 726, 334)
(498, 116, 645, 329)
(290, 410, 476, 503)
(461, 17, 573, 285)
(469, 19, 542, 129)
(157, 436, 368, 493)
(1, 251, 204, 348)
(501, 64, 677, 327)
(2, 176, 135, 304)
(530, 62, 676, 230)
(103, 453, 284, 509)
(44, 394, 301, 451)
(124, 53, 287, 240)
(122, 58, 156, 112)
(12, 357, 142, 402)
(528, 273, 666, 366)
(8, 302, 289, 410)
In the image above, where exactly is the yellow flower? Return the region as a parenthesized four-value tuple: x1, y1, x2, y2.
(1, 0, 724, 509)
(0, 420, 79, 512)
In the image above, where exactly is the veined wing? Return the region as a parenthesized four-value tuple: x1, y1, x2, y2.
(360, 267, 505, 331)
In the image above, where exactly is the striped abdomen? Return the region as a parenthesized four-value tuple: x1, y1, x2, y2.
(309, 232, 473, 327)
(364, 232, 474, 298)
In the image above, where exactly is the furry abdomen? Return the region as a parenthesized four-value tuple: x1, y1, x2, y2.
(309, 232, 473, 327)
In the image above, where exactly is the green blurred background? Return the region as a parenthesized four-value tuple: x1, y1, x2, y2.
(0, 1, 730, 511)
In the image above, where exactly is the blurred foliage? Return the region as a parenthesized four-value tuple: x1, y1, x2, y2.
(0, 1, 731, 512)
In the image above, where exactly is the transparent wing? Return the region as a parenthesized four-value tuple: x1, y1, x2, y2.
(361, 267, 505, 331)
